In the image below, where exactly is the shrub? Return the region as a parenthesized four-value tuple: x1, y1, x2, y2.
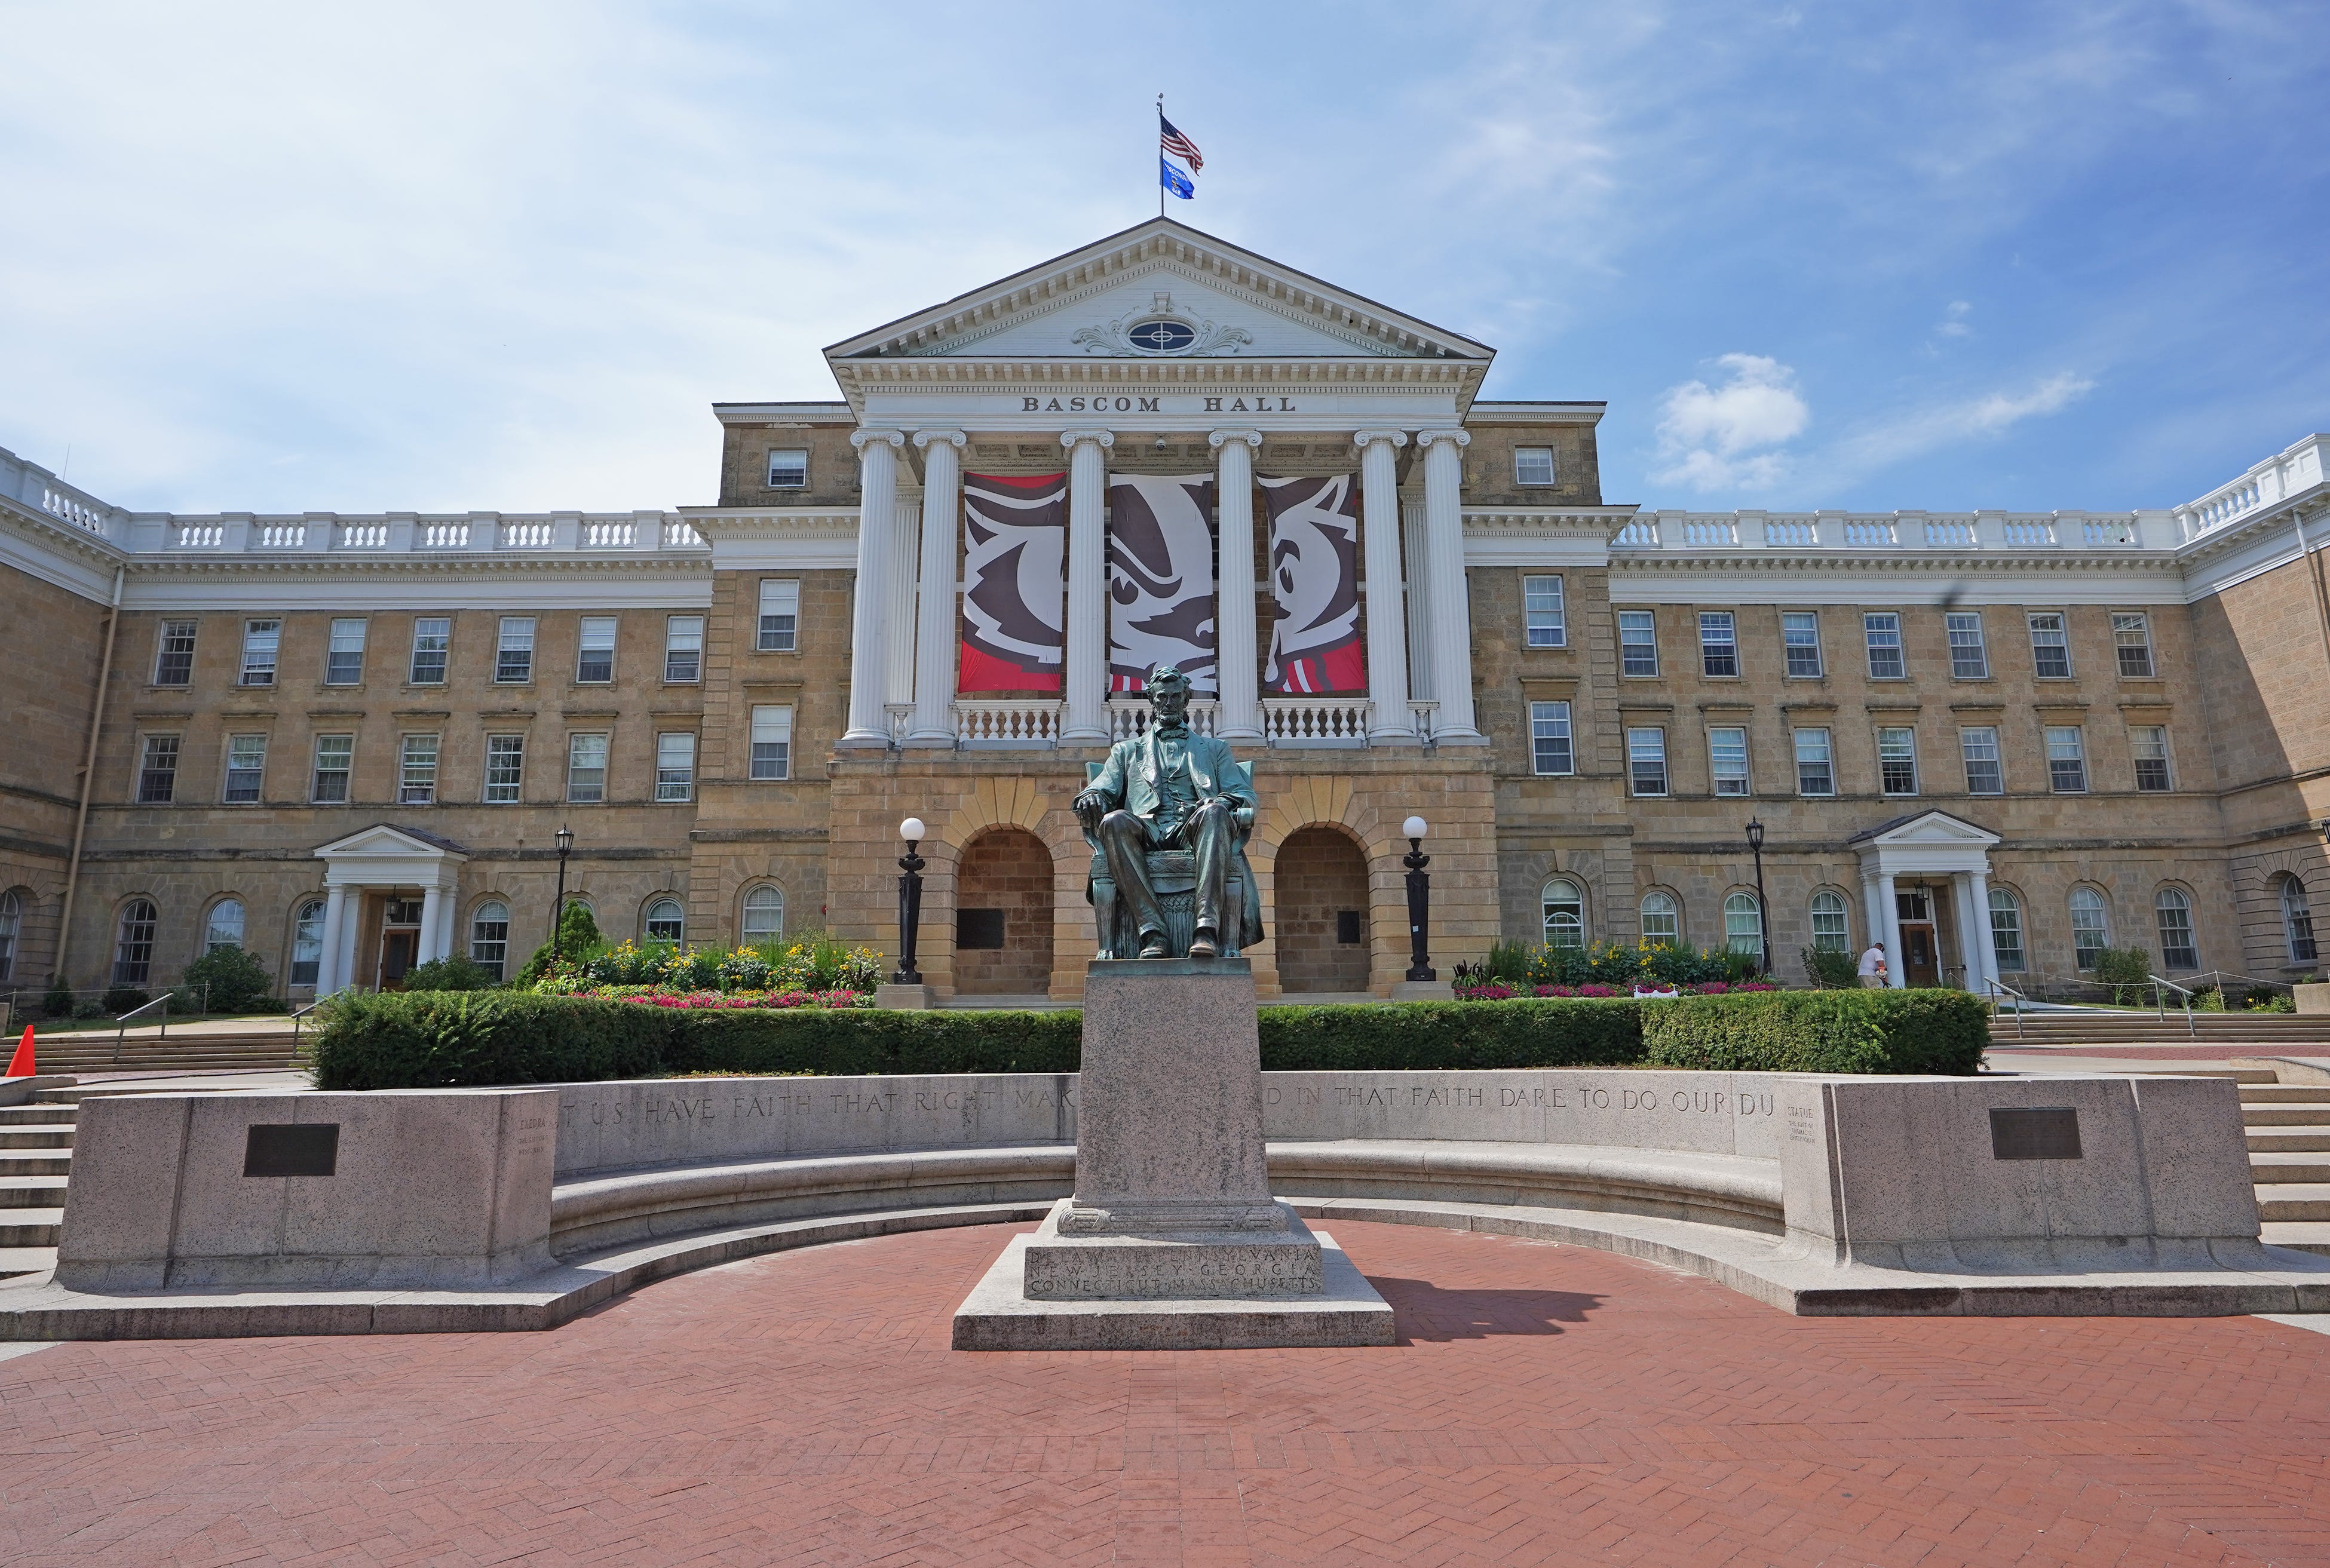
(100, 985, 150, 1015)
(310, 991, 672, 1090)
(1641, 989, 1988, 1075)
(1256, 998, 1643, 1072)
(2091, 945, 2153, 1005)
(42, 984, 74, 1019)
(1801, 945, 1860, 990)
(514, 901, 606, 989)
(72, 999, 106, 1020)
(2194, 984, 2227, 1012)
(180, 944, 277, 1012)
(402, 955, 501, 992)
(2249, 990, 2297, 1014)
(673, 1007, 1082, 1077)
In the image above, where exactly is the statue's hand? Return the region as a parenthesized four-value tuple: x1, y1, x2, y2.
(1072, 790, 1109, 829)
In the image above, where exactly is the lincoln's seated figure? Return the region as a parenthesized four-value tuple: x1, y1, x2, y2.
(1074, 664, 1263, 960)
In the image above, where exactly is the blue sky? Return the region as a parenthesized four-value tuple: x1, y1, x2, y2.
(2, 1, 2323, 516)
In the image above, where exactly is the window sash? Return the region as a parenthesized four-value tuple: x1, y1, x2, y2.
(1528, 701, 1574, 777)
(1946, 612, 1988, 679)
(484, 735, 525, 803)
(114, 901, 156, 984)
(1781, 612, 1822, 677)
(311, 735, 354, 803)
(2113, 612, 2154, 677)
(1709, 727, 1749, 796)
(2045, 726, 2087, 793)
(656, 732, 697, 802)
(470, 905, 510, 980)
(399, 734, 439, 805)
(1878, 727, 1917, 794)
(240, 619, 281, 686)
(575, 615, 618, 683)
(2156, 895, 2197, 969)
(1618, 610, 1658, 676)
(2286, 882, 2319, 963)
(410, 617, 450, 683)
(664, 616, 704, 682)
(223, 734, 266, 803)
(1627, 728, 1667, 797)
(1863, 613, 1905, 679)
(567, 734, 609, 803)
(1522, 575, 1565, 648)
(326, 618, 367, 684)
(2029, 613, 2071, 679)
(1989, 892, 2026, 972)
(1639, 895, 1679, 946)
(645, 901, 685, 942)
(155, 620, 198, 686)
(290, 900, 325, 986)
(757, 582, 800, 653)
(1960, 728, 2003, 794)
(1541, 883, 1584, 948)
(2131, 725, 2170, 791)
(1699, 612, 1737, 677)
(766, 449, 808, 488)
(2070, 894, 2108, 968)
(750, 705, 794, 781)
(1794, 728, 1834, 796)
(495, 617, 535, 683)
(137, 735, 180, 803)
(1514, 447, 1556, 486)
(1724, 894, 1763, 956)
(1809, 894, 1849, 953)
(742, 888, 786, 940)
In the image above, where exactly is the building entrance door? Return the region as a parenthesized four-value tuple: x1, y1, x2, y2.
(1895, 886, 1940, 987)
(378, 896, 425, 990)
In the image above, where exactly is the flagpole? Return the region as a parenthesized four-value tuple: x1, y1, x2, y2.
(1157, 93, 1165, 219)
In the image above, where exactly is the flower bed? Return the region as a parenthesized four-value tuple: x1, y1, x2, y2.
(534, 937, 884, 999)
(1454, 980, 1779, 1001)
(606, 988, 870, 1011)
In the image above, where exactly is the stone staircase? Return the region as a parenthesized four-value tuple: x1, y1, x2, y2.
(0, 1097, 73, 1281)
(24, 1026, 308, 1075)
(1989, 1010, 2330, 1050)
(2242, 1069, 2330, 1256)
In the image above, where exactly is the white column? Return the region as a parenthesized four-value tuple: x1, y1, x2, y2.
(1967, 866, 1996, 993)
(1416, 429, 1482, 743)
(1060, 428, 1114, 743)
(906, 429, 966, 747)
(1402, 500, 1433, 707)
(1880, 871, 1906, 988)
(1209, 428, 1264, 740)
(884, 492, 918, 717)
(315, 883, 348, 995)
(416, 884, 444, 965)
(841, 429, 904, 746)
(1353, 430, 1414, 742)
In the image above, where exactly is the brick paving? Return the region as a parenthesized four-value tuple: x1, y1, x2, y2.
(5, 1220, 2330, 1566)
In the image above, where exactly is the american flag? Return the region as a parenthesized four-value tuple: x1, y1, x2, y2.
(1160, 114, 1203, 174)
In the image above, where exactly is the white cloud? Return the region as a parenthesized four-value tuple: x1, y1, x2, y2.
(1936, 300, 1973, 337)
(1828, 371, 2097, 477)
(1651, 354, 1809, 491)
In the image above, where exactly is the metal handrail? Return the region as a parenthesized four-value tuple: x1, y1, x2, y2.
(111, 992, 169, 1064)
(2148, 973, 2197, 1039)
(1985, 977, 2028, 1038)
(288, 999, 326, 1062)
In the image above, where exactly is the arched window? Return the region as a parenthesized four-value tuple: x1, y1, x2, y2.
(1988, 887, 2026, 973)
(645, 898, 685, 944)
(2285, 876, 2319, 964)
(2154, 888, 2198, 971)
(2068, 887, 2110, 971)
(204, 898, 245, 952)
(470, 900, 509, 980)
(290, 898, 326, 987)
(1808, 891, 1850, 954)
(114, 898, 158, 985)
(1639, 891, 1679, 947)
(1541, 879, 1584, 950)
(0, 888, 20, 982)
(1724, 891, 1764, 958)
(742, 885, 785, 944)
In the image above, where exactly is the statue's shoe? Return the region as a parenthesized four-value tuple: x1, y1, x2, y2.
(1188, 928, 1219, 958)
(1138, 931, 1170, 959)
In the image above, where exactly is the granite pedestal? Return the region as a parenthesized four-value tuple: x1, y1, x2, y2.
(953, 958, 1395, 1349)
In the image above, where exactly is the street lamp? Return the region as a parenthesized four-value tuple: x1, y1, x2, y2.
(550, 823, 575, 963)
(1401, 815, 1434, 983)
(1745, 817, 1770, 976)
(893, 817, 927, 986)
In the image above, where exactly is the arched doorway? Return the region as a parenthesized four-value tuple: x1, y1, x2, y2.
(954, 827, 1055, 996)
(1273, 826, 1371, 993)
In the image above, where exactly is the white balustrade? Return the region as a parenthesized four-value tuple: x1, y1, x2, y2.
(499, 519, 555, 549)
(1107, 696, 1219, 739)
(253, 521, 306, 549)
(1408, 699, 1439, 742)
(1841, 517, 1897, 547)
(335, 521, 391, 550)
(1762, 517, 1818, 547)
(582, 517, 636, 548)
(663, 519, 706, 548)
(1679, 517, 1739, 547)
(1612, 518, 1659, 547)
(2194, 481, 2261, 530)
(955, 699, 1063, 747)
(416, 520, 471, 550)
(1260, 697, 1372, 747)
(1921, 517, 1976, 548)
(42, 487, 109, 535)
(2002, 517, 2058, 547)
(2081, 515, 2139, 547)
(168, 521, 225, 549)
(884, 703, 914, 747)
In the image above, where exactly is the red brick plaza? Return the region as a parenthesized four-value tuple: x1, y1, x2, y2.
(5, 1220, 2329, 1567)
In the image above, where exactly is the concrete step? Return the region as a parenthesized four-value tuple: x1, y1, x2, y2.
(0, 1125, 75, 1150)
(0, 1210, 62, 1247)
(0, 1103, 77, 1125)
(2240, 1086, 2330, 1103)
(0, 1176, 68, 1208)
(0, 1152, 70, 1178)
(2263, 1222, 2330, 1259)
(2248, 1127, 2330, 1153)
(0, 1247, 54, 1281)
(2243, 1106, 2330, 1126)
(2249, 1152, 2330, 1184)
(2257, 1185, 2330, 1222)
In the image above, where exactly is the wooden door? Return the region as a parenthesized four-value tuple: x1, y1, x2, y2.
(379, 931, 416, 989)
(1901, 923, 1940, 987)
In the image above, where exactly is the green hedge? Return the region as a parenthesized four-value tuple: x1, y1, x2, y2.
(1640, 989, 1988, 1075)
(308, 986, 1984, 1090)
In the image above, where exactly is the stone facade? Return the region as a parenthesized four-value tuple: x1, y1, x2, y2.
(1, 218, 2324, 1004)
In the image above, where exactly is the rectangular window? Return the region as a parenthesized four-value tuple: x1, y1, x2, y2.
(311, 734, 354, 804)
(1863, 613, 1905, 679)
(2113, 612, 2155, 678)
(2046, 726, 2087, 793)
(324, 618, 367, 685)
(1990, 893, 2026, 973)
(154, 619, 197, 686)
(1514, 447, 1556, 486)
(1528, 701, 1574, 777)
(766, 449, 808, 489)
(1878, 727, 1918, 795)
(1794, 728, 1834, 796)
(750, 704, 794, 780)
(756, 581, 800, 653)
(398, 734, 439, 805)
(2028, 612, 2071, 679)
(483, 735, 525, 803)
(567, 734, 608, 803)
(1782, 611, 1822, 677)
(575, 616, 617, 683)
(223, 734, 267, 803)
(1699, 612, 1737, 677)
(1618, 609, 1658, 676)
(2130, 725, 2172, 791)
(1627, 728, 1667, 797)
(1946, 612, 1988, 679)
(1522, 575, 1565, 649)
(1708, 726, 1749, 796)
(2158, 897, 2198, 970)
(137, 735, 180, 803)
(664, 616, 704, 683)
(495, 616, 535, 683)
(410, 616, 450, 684)
(1960, 727, 2003, 795)
(655, 732, 697, 802)
(239, 619, 281, 686)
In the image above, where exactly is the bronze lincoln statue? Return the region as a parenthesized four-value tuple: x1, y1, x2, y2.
(1074, 664, 1264, 960)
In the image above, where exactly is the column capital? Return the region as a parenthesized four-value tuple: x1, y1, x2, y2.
(850, 428, 906, 452)
(1414, 428, 1471, 452)
(1351, 429, 1409, 454)
(1060, 428, 1116, 451)
(1207, 428, 1264, 451)
(911, 428, 967, 450)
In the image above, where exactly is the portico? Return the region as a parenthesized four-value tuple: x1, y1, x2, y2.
(1850, 811, 2003, 993)
(311, 825, 471, 996)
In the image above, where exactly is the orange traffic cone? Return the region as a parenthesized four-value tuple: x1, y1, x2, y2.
(4, 1024, 32, 1079)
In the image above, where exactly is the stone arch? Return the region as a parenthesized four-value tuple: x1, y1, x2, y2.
(952, 826, 1056, 996)
(1271, 822, 1372, 994)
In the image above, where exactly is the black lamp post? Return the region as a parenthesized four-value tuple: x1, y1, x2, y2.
(550, 823, 575, 963)
(1745, 817, 1770, 975)
(893, 816, 927, 986)
(1402, 814, 1435, 983)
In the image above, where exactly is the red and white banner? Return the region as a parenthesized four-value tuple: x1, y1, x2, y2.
(1106, 473, 1217, 694)
(1261, 474, 1365, 694)
(958, 472, 1067, 692)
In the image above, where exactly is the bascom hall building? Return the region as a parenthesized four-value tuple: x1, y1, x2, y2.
(2, 218, 2326, 1006)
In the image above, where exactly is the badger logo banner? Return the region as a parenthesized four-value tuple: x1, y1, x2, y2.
(1106, 473, 1218, 694)
(958, 471, 1067, 692)
(1261, 473, 1365, 694)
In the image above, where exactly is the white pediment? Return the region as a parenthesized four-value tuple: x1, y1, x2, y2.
(1853, 810, 2002, 848)
(314, 824, 470, 862)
